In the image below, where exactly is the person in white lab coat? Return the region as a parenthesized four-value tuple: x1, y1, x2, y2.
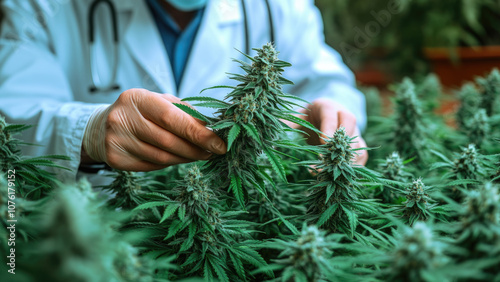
(0, 0, 367, 182)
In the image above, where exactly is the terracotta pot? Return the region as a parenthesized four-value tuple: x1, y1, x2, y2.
(424, 46, 500, 88)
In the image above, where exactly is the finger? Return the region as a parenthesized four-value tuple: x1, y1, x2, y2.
(105, 147, 170, 171)
(337, 111, 357, 137)
(136, 119, 212, 161)
(122, 137, 194, 166)
(319, 110, 339, 142)
(139, 95, 227, 154)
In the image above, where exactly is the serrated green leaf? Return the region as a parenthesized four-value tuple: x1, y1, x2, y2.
(278, 114, 320, 134)
(192, 101, 229, 109)
(208, 256, 229, 282)
(165, 220, 184, 239)
(341, 205, 358, 237)
(263, 148, 287, 182)
(317, 203, 338, 227)
(173, 103, 212, 124)
(230, 174, 245, 208)
(241, 123, 262, 145)
(133, 201, 168, 211)
(227, 124, 241, 151)
(198, 86, 236, 94)
(160, 204, 180, 223)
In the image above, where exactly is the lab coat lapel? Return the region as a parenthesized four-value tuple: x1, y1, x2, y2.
(123, 1, 175, 94)
(179, 0, 242, 98)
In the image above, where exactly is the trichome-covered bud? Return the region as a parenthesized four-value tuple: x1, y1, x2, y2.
(456, 83, 481, 130)
(453, 144, 480, 180)
(393, 78, 428, 163)
(321, 127, 354, 168)
(466, 109, 490, 148)
(400, 179, 433, 225)
(388, 222, 447, 281)
(476, 68, 500, 116)
(381, 152, 407, 182)
(462, 182, 500, 230)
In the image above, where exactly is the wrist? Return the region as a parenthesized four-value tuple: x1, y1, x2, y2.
(82, 105, 110, 163)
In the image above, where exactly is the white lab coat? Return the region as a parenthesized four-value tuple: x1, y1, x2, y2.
(0, 0, 366, 182)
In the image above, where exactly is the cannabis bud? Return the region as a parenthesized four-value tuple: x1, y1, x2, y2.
(466, 109, 490, 148)
(476, 68, 500, 116)
(393, 78, 428, 163)
(453, 144, 480, 181)
(381, 152, 405, 181)
(454, 182, 500, 270)
(104, 170, 143, 210)
(262, 224, 342, 281)
(456, 83, 481, 130)
(400, 179, 434, 225)
(307, 127, 379, 237)
(388, 222, 448, 281)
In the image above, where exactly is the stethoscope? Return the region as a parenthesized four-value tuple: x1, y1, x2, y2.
(87, 0, 274, 94)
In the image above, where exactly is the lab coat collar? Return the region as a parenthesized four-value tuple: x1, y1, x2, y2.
(123, 0, 175, 94)
(178, 0, 242, 96)
(122, 0, 242, 96)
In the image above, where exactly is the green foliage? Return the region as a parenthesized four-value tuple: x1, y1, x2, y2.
(476, 68, 500, 117)
(138, 165, 269, 281)
(392, 78, 429, 163)
(379, 222, 452, 282)
(456, 82, 482, 132)
(466, 109, 490, 148)
(0, 117, 69, 199)
(389, 179, 446, 226)
(16, 179, 173, 281)
(430, 144, 496, 201)
(178, 43, 315, 208)
(102, 170, 160, 211)
(377, 151, 412, 203)
(416, 73, 442, 112)
(305, 127, 380, 239)
(258, 224, 356, 282)
(4, 44, 500, 281)
(454, 182, 500, 259)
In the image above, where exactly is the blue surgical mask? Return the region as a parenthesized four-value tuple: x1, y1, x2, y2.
(165, 0, 208, 11)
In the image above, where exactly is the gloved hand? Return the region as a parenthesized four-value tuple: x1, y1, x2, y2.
(82, 88, 227, 171)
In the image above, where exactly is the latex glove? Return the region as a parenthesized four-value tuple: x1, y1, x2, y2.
(82, 88, 227, 171)
(291, 98, 368, 166)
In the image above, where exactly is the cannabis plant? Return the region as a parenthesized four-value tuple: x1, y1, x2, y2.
(0, 117, 69, 199)
(392, 78, 429, 163)
(476, 68, 500, 117)
(431, 144, 496, 200)
(178, 43, 317, 207)
(17, 179, 172, 281)
(136, 165, 269, 281)
(416, 73, 442, 112)
(456, 83, 482, 131)
(466, 109, 490, 148)
(102, 170, 162, 211)
(376, 152, 412, 203)
(305, 127, 379, 240)
(454, 182, 500, 260)
(377, 222, 451, 282)
(389, 179, 446, 226)
(257, 224, 356, 282)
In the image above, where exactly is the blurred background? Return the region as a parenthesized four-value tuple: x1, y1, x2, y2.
(315, 0, 500, 89)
